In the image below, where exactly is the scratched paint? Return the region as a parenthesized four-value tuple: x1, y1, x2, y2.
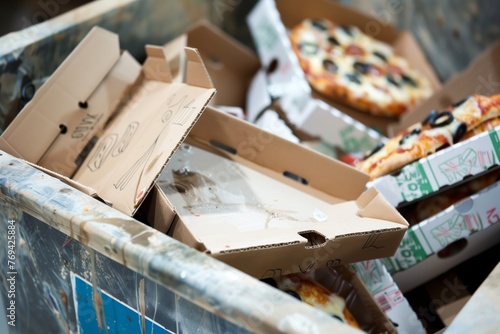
(72, 273, 172, 334)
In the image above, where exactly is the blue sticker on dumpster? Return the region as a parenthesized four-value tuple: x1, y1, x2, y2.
(72, 273, 173, 334)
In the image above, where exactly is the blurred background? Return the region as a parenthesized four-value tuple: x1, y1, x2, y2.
(0, 0, 93, 35)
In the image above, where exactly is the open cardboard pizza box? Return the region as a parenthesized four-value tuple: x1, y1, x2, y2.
(153, 106, 408, 278)
(0, 26, 216, 216)
(246, 0, 441, 137)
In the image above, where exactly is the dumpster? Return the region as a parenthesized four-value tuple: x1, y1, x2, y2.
(0, 1, 398, 333)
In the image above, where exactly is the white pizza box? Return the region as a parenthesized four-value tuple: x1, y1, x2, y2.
(351, 259, 426, 334)
(380, 179, 500, 292)
(246, 0, 441, 137)
(153, 106, 409, 278)
(369, 126, 500, 208)
(390, 41, 500, 136)
(0, 26, 216, 216)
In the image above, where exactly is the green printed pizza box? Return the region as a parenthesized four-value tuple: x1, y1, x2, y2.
(351, 259, 425, 334)
(246, 0, 441, 137)
(381, 179, 500, 292)
(153, 106, 409, 278)
(0, 27, 216, 216)
(369, 127, 500, 207)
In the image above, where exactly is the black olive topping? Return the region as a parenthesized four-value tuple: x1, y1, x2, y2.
(399, 128, 421, 145)
(386, 75, 400, 87)
(430, 111, 454, 128)
(323, 59, 338, 73)
(311, 20, 327, 30)
(373, 51, 388, 62)
(346, 73, 361, 84)
(327, 35, 340, 46)
(353, 61, 370, 74)
(401, 74, 418, 87)
(364, 142, 384, 160)
(339, 25, 354, 36)
(451, 96, 470, 108)
(453, 122, 467, 143)
(300, 42, 318, 55)
(284, 290, 302, 301)
(421, 109, 439, 125)
(332, 315, 344, 322)
(261, 277, 277, 288)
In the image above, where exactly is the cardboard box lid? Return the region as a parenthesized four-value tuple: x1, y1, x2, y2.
(390, 41, 500, 136)
(0, 26, 216, 216)
(160, 107, 409, 277)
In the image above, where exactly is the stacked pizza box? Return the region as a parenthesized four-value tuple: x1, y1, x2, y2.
(244, 0, 500, 331)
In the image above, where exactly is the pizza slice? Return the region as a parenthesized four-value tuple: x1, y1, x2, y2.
(261, 273, 360, 328)
(355, 94, 500, 179)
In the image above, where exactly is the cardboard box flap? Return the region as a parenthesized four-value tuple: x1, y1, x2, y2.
(175, 189, 406, 253)
(185, 47, 214, 89)
(355, 187, 408, 226)
(142, 45, 214, 89)
(0, 26, 124, 167)
(143, 45, 173, 82)
(246, 0, 311, 99)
